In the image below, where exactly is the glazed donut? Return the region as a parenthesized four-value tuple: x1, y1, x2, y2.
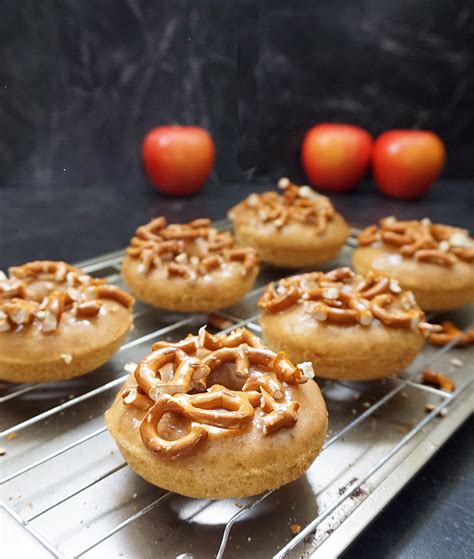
(105, 327, 327, 498)
(259, 268, 440, 381)
(353, 217, 474, 311)
(121, 217, 259, 312)
(228, 178, 349, 268)
(0, 261, 134, 383)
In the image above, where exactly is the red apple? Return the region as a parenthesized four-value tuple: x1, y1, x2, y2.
(372, 130, 446, 200)
(301, 124, 373, 192)
(142, 126, 215, 196)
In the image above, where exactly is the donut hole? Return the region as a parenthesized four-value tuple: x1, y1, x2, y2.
(206, 362, 246, 391)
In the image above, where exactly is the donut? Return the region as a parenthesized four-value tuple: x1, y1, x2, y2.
(105, 326, 327, 499)
(259, 268, 440, 381)
(0, 261, 134, 383)
(228, 178, 349, 268)
(122, 217, 259, 312)
(353, 217, 474, 311)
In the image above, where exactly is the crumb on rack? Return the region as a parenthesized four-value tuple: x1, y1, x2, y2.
(421, 368, 455, 392)
(424, 403, 448, 417)
(362, 401, 371, 408)
(290, 523, 301, 534)
(6, 433, 16, 441)
(0, 447, 6, 456)
(450, 358, 463, 368)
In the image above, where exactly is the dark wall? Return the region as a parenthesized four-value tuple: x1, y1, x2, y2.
(1, 0, 473, 190)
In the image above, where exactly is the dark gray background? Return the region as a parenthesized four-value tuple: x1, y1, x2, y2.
(1, 0, 474, 191)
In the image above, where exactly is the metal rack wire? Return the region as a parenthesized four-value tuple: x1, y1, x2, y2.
(1, 224, 473, 559)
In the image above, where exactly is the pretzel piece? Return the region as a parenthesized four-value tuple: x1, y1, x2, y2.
(135, 347, 210, 400)
(421, 368, 455, 392)
(427, 321, 474, 347)
(235, 179, 336, 233)
(357, 217, 474, 266)
(123, 327, 311, 459)
(127, 217, 258, 278)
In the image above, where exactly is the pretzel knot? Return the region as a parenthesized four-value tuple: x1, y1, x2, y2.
(259, 269, 438, 333)
(357, 217, 474, 266)
(126, 217, 258, 278)
(0, 261, 133, 334)
(123, 327, 312, 459)
(228, 179, 336, 233)
(135, 347, 210, 400)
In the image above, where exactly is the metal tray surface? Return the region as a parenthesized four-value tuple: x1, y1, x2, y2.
(1, 222, 473, 559)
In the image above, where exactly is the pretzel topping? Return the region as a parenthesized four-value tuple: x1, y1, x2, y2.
(259, 268, 431, 332)
(0, 261, 133, 334)
(426, 321, 474, 347)
(228, 178, 336, 233)
(123, 327, 311, 459)
(358, 217, 474, 266)
(126, 217, 258, 278)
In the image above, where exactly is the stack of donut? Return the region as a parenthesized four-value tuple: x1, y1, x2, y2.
(3, 177, 473, 500)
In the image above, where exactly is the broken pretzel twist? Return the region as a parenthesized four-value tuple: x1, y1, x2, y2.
(122, 327, 313, 459)
(259, 268, 440, 334)
(0, 261, 133, 334)
(126, 217, 258, 278)
(357, 217, 474, 267)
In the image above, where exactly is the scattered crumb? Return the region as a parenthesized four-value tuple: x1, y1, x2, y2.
(0, 447, 6, 456)
(132, 492, 138, 499)
(28, 501, 33, 508)
(124, 362, 137, 374)
(235, 502, 243, 508)
(290, 524, 301, 535)
(450, 358, 463, 368)
(424, 404, 448, 417)
(207, 313, 233, 330)
(401, 392, 408, 398)
(351, 408, 357, 415)
(362, 401, 371, 408)
(6, 433, 16, 441)
(352, 392, 360, 400)
(60, 353, 73, 364)
(421, 368, 455, 392)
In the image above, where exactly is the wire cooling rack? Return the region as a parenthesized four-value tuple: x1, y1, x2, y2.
(1, 220, 473, 559)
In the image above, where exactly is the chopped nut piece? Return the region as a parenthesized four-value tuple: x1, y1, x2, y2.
(246, 193, 259, 207)
(278, 177, 290, 189)
(297, 361, 315, 379)
(60, 353, 73, 364)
